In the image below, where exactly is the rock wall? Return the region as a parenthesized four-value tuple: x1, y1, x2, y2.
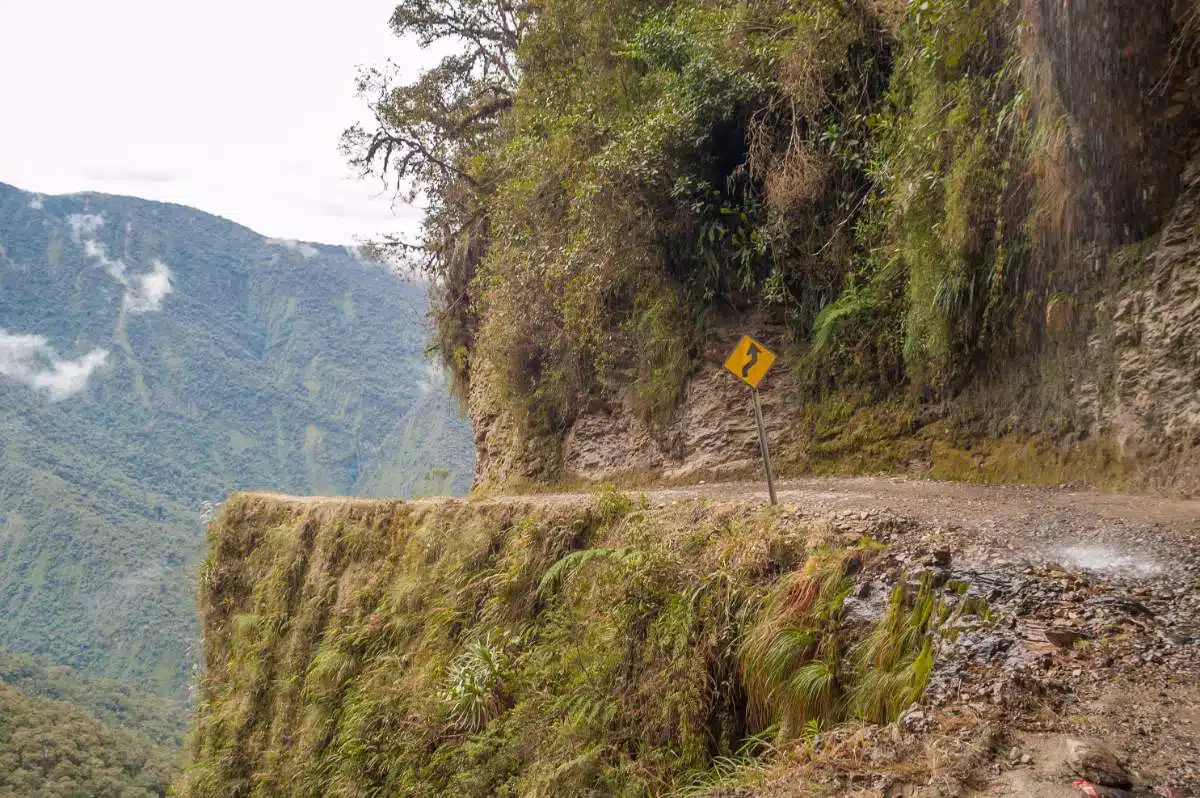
(462, 3, 1200, 491)
(1102, 155, 1200, 489)
(468, 359, 559, 486)
(471, 156, 1200, 491)
(471, 324, 798, 485)
(562, 326, 798, 482)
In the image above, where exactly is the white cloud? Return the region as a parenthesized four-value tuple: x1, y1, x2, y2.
(124, 259, 173, 313)
(417, 360, 445, 395)
(28, 195, 44, 210)
(342, 243, 386, 264)
(0, 329, 109, 400)
(68, 213, 174, 313)
(267, 238, 319, 258)
(68, 212, 105, 239)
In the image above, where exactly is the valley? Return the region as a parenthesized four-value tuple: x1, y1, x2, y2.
(0, 182, 474, 777)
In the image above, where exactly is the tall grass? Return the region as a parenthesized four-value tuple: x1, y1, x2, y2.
(181, 495, 984, 797)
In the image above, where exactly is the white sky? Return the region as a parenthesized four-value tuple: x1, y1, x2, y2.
(0, 0, 436, 244)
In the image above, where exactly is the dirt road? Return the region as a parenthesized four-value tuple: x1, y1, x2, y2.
(259, 475, 1200, 580)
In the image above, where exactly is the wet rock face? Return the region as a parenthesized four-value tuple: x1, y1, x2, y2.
(1027, 0, 1197, 238)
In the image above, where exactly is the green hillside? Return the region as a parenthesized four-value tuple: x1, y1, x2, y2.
(0, 675, 179, 797)
(0, 651, 188, 749)
(0, 182, 474, 700)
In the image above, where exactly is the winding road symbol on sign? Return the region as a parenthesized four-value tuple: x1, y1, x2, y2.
(741, 342, 759, 379)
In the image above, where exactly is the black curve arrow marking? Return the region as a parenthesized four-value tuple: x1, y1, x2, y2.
(742, 342, 760, 378)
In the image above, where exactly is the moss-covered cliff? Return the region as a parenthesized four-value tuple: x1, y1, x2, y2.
(177, 492, 986, 797)
(348, 0, 1200, 491)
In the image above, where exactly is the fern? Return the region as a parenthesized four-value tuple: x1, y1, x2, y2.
(537, 547, 643, 597)
(809, 286, 886, 357)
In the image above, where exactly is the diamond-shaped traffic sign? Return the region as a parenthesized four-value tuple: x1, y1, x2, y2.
(723, 335, 776, 389)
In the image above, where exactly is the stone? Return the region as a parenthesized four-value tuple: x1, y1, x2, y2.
(922, 548, 952, 568)
(1065, 739, 1135, 790)
(1045, 627, 1087, 649)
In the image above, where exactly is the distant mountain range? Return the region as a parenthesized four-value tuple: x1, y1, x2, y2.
(0, 182, 474, 700)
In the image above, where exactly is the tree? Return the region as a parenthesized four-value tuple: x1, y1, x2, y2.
(343, 1, 533, 263)
(343, 1, 535, 393)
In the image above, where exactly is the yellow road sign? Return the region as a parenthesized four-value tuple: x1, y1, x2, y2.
(724, 335, 776, 389)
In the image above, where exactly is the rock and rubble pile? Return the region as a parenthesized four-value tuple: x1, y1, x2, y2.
(821, 504, 1200, 796)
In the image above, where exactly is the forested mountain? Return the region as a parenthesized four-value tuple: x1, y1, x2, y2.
(0, 651, 187, 749)
(0, 181, 474, 700)
(0, 676, 179, 797)
(0, 651, 185, 796)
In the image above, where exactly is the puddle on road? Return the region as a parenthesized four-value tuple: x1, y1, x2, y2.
(1053, 544, 1164, 577)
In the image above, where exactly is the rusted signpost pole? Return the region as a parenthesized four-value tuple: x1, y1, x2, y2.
(751, 387, 777, 505)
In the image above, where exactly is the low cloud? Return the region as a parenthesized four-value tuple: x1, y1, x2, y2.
(416, 361, 445, 396)
(267, 237, 318, 258)
(28, 195, 44, 210)
(0, 329, 108, 400)
(68, 212, 104, 238)
(68, 213, 174, 313)
(123, 259, 173, 313)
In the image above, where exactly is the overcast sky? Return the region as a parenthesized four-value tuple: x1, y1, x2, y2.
(0, 0, 435, 244)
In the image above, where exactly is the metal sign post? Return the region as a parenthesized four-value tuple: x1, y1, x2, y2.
(723, 335, 779, 506)
(751, 388, 777, 506)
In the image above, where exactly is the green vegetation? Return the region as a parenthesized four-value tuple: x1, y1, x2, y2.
(179, 493, 984, 796)
(0, 652, 188, 749)
(0, 182, 474, 700)
(349, 0, 1199, 472)
(0, 678, 179, 797)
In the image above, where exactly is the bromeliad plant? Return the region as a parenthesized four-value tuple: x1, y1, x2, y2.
(439, 631, 523, 732)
